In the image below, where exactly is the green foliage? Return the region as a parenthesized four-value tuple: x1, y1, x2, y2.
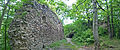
(47, 39, 67, 48)
(38, 0, 48, 5)
(16, 11, 28, 18)
(0, 18, 13, 50)
(14, 2, 23, 9)
(100, 36, 120, 49)
(98, 26, 107, 36)
(47, 39, 78, 50)
(64, 24, 75, 36)
(64, 19, 94, 46)
(114, 19, 120, 38)
(72, 29, 94, 46)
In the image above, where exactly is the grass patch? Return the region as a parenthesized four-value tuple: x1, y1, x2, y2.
(46, 39, 79, 50)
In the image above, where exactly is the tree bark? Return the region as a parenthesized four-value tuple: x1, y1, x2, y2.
(106, 0, 112, 39)
(119, 8, 120, 38)
(93, 0, 99, 50)
(108, 16, 112, 39)
(110, 0, 114, 38)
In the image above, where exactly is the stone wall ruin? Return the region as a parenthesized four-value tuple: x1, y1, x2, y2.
(8, 1, 64, 50)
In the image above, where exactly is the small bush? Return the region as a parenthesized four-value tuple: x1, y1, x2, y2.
(72, 29, 94, 46)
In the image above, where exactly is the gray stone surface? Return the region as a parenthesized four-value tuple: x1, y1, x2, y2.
(8, 2, 64, 50)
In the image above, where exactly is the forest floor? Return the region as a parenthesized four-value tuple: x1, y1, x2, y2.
(99, 36, 120, 50)
(47, 36, 120, 50)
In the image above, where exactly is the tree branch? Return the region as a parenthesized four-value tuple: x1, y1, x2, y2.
(96, 1, 105, 11)
(74, 0, 86, 12)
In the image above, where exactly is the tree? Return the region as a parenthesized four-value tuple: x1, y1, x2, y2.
(0, 0, 10, 33)
(93, 0, 99, 50)
(105, 0, 112, 39)
(110, 0, 114, 38)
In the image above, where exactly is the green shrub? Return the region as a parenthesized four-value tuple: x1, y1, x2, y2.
(72, 29, 94, 46)
(98, 26, 107, 36)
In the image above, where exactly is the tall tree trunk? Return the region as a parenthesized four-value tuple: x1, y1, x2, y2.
(108, 16, 112, 39)
(110, 0, 114, 37)
(106, 0, 112, 39)
(118, 6, 120, 38)
(93, 0, 99, 50)
(0, 0, 10, 33)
